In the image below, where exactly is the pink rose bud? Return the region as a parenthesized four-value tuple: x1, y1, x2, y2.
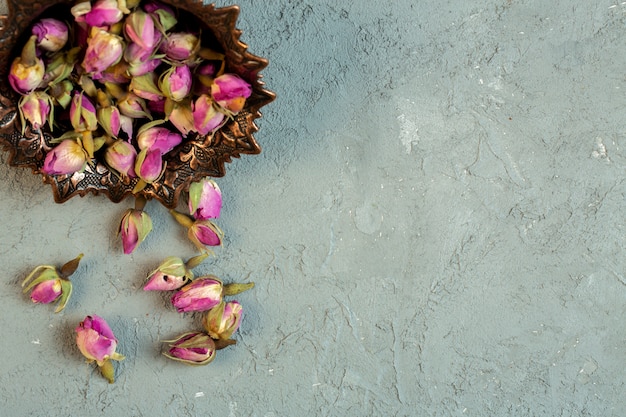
(192, 95, 225, 135)
(97, 105, 121, 137)
(188, 179, 222, 220)
(203, 301, 243, 340)
(144, 1, 177, 32)
(144, 256, 189, 291)
(42, 139, 88, 176)
(70, 92, 98, 132)
(21, 254, 83, 313)
(160, 32, 199, 61)
(159, 65, 192, 102)
(162, 332, 215, 365)
(32, 18, 69, 52)
(18, 91, 52, 132)
(118, 93, 151, 119)
(136, 125, 182, 153)
(104, 140, 137, 177)
(188, 219, 224, 251)
(130, 73, 164, 102)
(119, 207, 152, 254)
(80, 0, 124, 27)
(171, 277, 223, 313)
(124, 9, 156, 50)
(211, 74, 252, 114)
(135, 147, 163, 183)
(82, 28, 124, 74)
(119, 114, 134, 139)
(76, 315, 125, 383)
(128, 55, 162, 77)
(9, 36, 45, 95)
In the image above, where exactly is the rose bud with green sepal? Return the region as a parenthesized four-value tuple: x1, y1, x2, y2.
(76, 0, 124, 27)
(82, 28, 124, 75)
(9, 36, 45, 95)
(159, 64, 192, 102)
(143, 253, 207, 291)
(104, 139, 137, 178)
(162, 332, 215, 365)
(192, 94, 225, 135)
(41, 139, 89, 176)
(32, 18, 68, 52)
(21, 253, 83, 313)
(211, 73, 252, 115)
(18, 91, 52, 133)
(118, 196, 152, 254)
(75, 314, 125, 383)
(188, 178, 222, 220)
(203, 300, 243, 340)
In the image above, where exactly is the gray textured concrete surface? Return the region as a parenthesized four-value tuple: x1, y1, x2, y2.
(1, 0, 625, 416)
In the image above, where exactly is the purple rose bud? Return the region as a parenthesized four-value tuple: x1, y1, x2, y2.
(42, 139, 88, 175)
(159, 65, 192, 102)
(192, 95, 225, 135)
(76, 315, 125, 383)
(70, 92, 98, 132)
(144, 256, 189, 291)
(32, 18, 69, 52)
(144, 1, 177, 32)
(9, 36, 45, 95)
(160, 32, 199, 61)
(211, 74, 252, 114)
(203, 301, 243, 340)
(171, 277, 223, 312)
(135, 147, 163, 183)
(188, 219, 224, 252)
(105, 140, 137, 177)
(136, 126, 182, 153)
(19, 91, 52, 132)
(124, 10, 156, 50)
(188, 179, 222, 220)
(82, 29, 124, 74)
(119, 207, 152, 254)
(79, 0, 124, 27)
(21, 254, 83, 313)
(162, 332, 215, 365)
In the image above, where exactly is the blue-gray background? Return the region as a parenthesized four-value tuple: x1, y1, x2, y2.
(1, 0, 625, 416)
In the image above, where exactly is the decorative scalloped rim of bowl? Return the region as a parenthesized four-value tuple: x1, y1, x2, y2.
(0, 0, 275, 208)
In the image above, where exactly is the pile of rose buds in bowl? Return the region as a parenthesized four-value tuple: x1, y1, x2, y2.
(21, 175, 256, 383)
(9, 0, 252, 189)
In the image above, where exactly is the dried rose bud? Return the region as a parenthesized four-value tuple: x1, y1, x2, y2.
(77, 0, 124, 27)
(9, 36, 45, 95)
(19, 91, 52, 132)
(97, 105, 121, 138)
(203, 301, 243, 340)
(130, 73, 164, 102)
(162, 332, 215, 365)
(188, 219, 224, 252)
(171, 277, 223, 313)
(144, 256, 192, 291)
(41, 139, 89, 176)
(76, 315, 125, 383)
(104, 139, 137, 177)
(119, 114, 134, 139)
(168, 101, 195, 136)
(82, 28, 124, 74)
(119, 206, 152, 254)
(192, 94, 225, 135)
(49, 80, 73, 108)
(159, 65, 192, 102)
(136, 125, 182, 153)
(160, 32, 199, 61)
(124, 9, 156, 50)
(21, 254, 83, 313)
(211, 74, 252, 115)
(134, 147, 163, 183)
(144, 1, 177, 32)
(70, 92, 98, 132)
(32, 18, 68, 52)
(118, 92, 151, 119)
(188, 178, 222, 220)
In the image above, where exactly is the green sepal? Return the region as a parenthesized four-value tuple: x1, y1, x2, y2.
(99, 359, 115, 384)
(54, 279, 73, 313)
(185, 253, 208, 270)
(169, 209, 194, 228)
(22, 266, 57, 293)
(59, 253, 84, 279)
(214, 338, 237, 350)
(132, 179, 148, 194)
(222, 282, 255, 296)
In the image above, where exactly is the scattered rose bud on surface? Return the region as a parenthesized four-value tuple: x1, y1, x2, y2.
(75, 314, 125, 383)
(162, 332, 215, 365)
(203, 300, 243, 340)
(188, 219, 224, 251)
(188, 178, 222, 220)
(171, 276, 223, 312)
(21, 253, 83, 313)
(144, 253, 208, 291)
(119, 201, 152, 254)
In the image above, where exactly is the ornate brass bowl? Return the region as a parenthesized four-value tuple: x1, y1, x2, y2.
(0, 0, 275, 208)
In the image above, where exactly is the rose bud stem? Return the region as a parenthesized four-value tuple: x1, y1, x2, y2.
(169, 209, 194, 228)
(59, 253, 84, 279)
(99, 359, 116, 384)
(214, 339, 237, 350)
(185, 253, 208, 269)
(135, 195, 148, 211)
(222, 282, 255, 296)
